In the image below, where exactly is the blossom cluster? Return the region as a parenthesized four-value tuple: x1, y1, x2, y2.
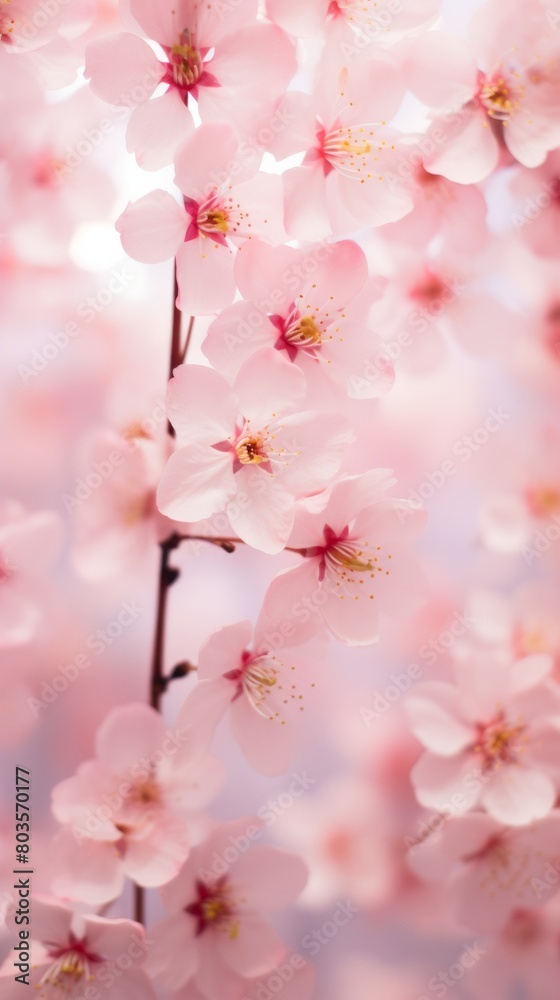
(3, 0, 560, 998)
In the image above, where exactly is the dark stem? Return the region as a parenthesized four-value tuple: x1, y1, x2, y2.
(180, 315, 195, 364)
(180, 534, 306, 555)
(135, 267, 192, 924)
(150, 535, 181, 710)
(152, 272, 185, 707)
(134, 883, 144, 925)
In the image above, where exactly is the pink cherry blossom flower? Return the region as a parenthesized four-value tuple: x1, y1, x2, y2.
(0, 0, 93, 52)
(274, 774, 402, 909)
(402, 4, 560, 184)
(86, 0, 295, 170)
(0, 895, 155, 999)
(370, 246, 522, 372)
(497, 250, 560, 393)
(177, 586, 326, 775)
(465, 583, 560, 678)
(116, 123, 285, 315)
(170, 957, 315, 1000)
(264, 470, 427, 645)
(380, 144, 489, 255)
(335, 956, 428, 1000)
(408, 810, 560, 931)
(477, 421, 560, 556)
(509, 150, 560, 258)
(0, 502, 63, 648)
(266, 0, 439, 46)
(146, 818, 307, 1000)
(203, 238, 394, 399)
(51, 703, 223, 903)
(407, 649, 560, 826)
(70, 426, 174, 581)
(466, 906, 560, 1000)
(156, 349, 352, 553)
(266, 56, 411, 239)
(1, 86, 115, 265)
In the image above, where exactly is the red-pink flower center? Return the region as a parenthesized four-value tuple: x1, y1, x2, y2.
(186, 878, 238, 937)
(170, 30, 203, 89)
(503, 909, 543, 946)
(409, 272, 449, 306)
(271, 302, 342, 362)
(42, 936, 102, 994)
(327, 0, 379, 28)
(312, 525, 393, 601)
(198, 206, 229, 236)
(227, 649, 308, 723)
(321, 124, 378, 180)
(472, 712, 525, 772)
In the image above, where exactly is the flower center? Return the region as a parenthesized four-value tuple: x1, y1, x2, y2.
(242, 655, 279, 718)
(479, 75, 519, 120)
(131, 779, 160, 804)
(235, 434, 266, 465)
(40, 941, 100, 997)
(123, 422, 152, 441)
(318, 525, 392, 603)
(328, 0, 379, 28)
(409, 273, 449, 305)
(170, 31, 202, 89)
(323, 127, 373, 170)
(198, 208, 229, 236)
(473, 714, 525, 772)
(329, 542, 374, 573)
(186, 878, 238, 937)
(284, 315, 323, 348)
(504, 909, 542, 946)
